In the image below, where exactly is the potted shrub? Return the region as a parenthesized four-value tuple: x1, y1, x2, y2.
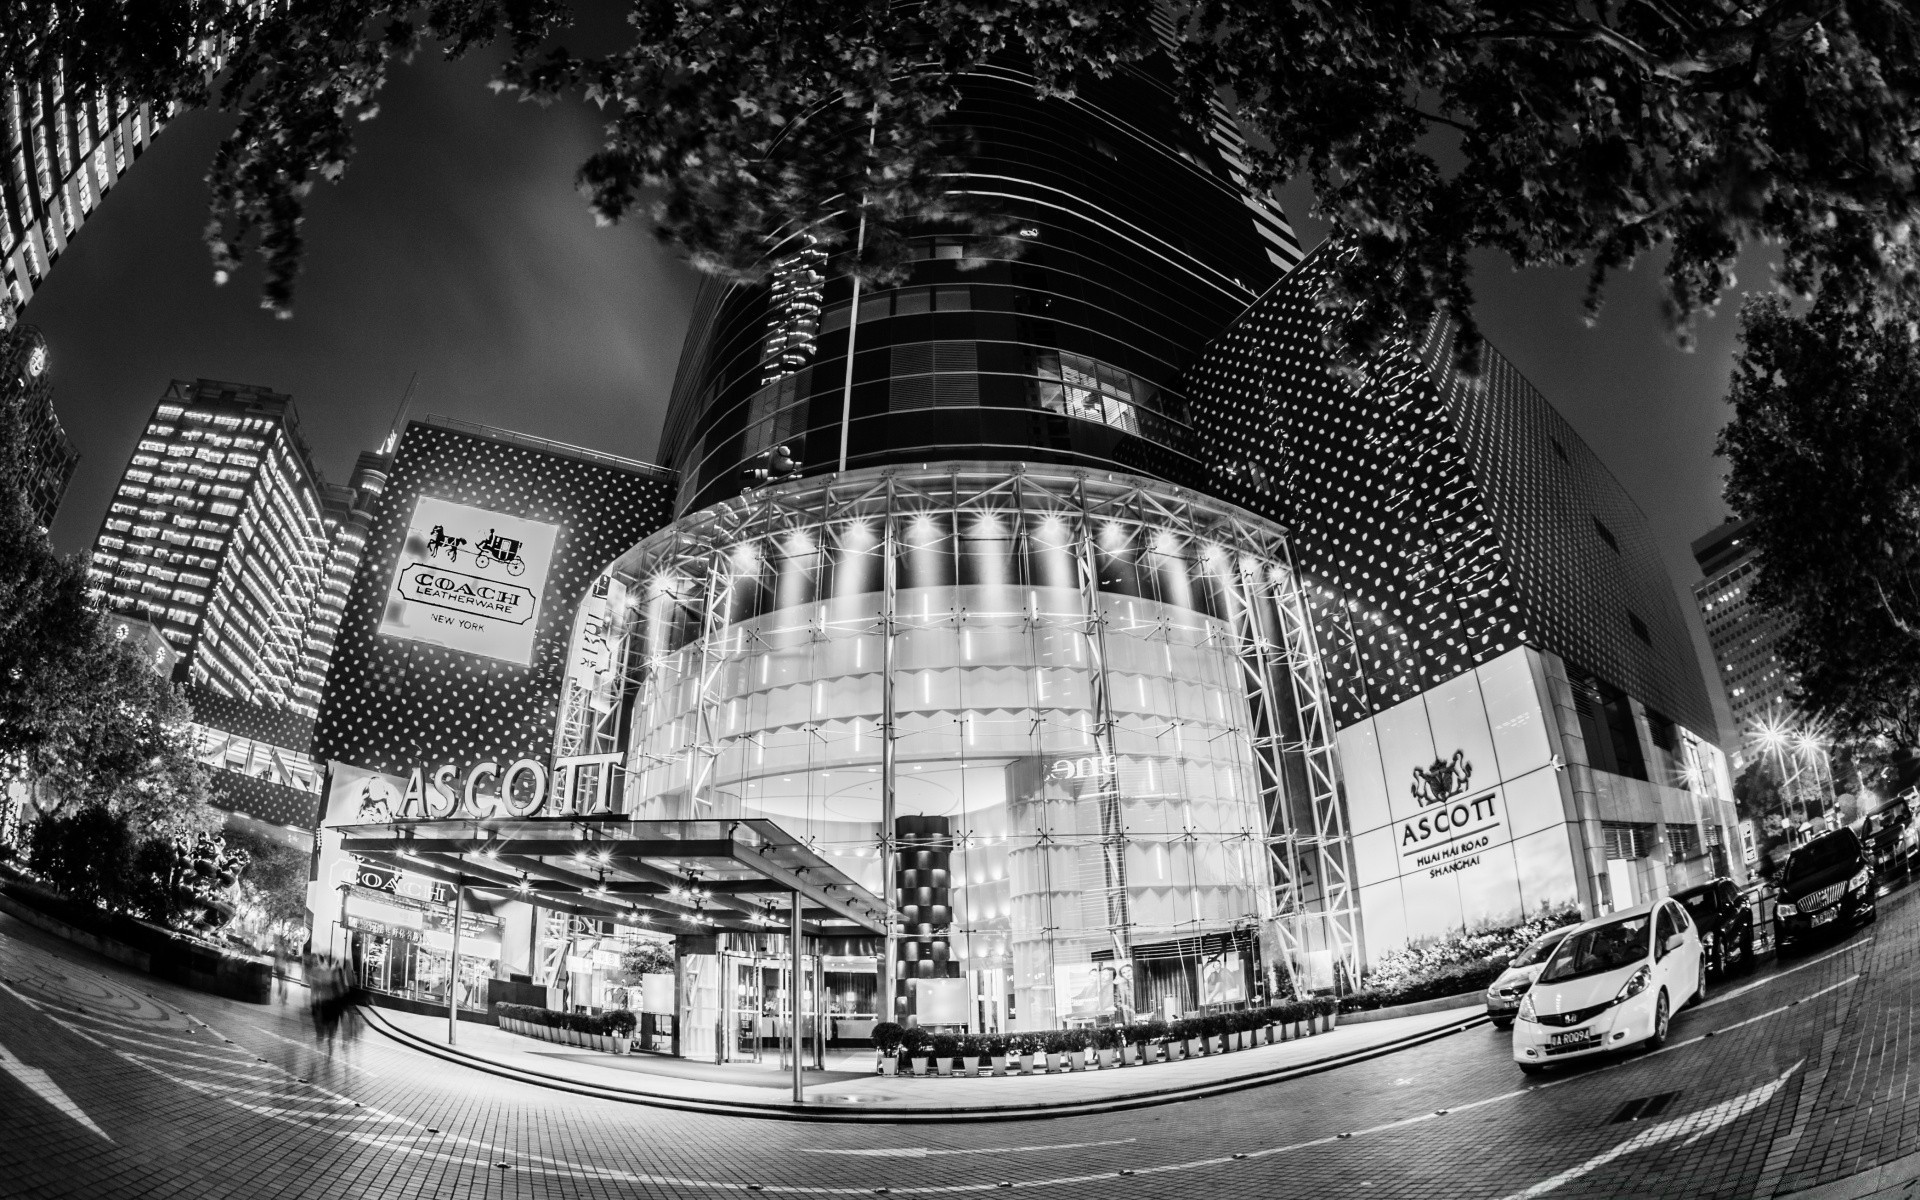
(1041, 1028, 1070, 1072)
(959, 1034, 983, 1077)
(931, 1032, 959, 1077)
(985, 1034, 1009, 1076)
(1234, 1010, 1255, 1051)
(904, 1026, 933, 1075)
(1013, 1033, 1037, 1075)
(1323, 996, 1340, 1032)
(872, 1021, 905, 1076)
(1092, 1024, 1122, 1068)
(1202, 1013, 1228, 1055)
(1139, 1017, 1167, 1063)
(608, 1009, 637, 1054)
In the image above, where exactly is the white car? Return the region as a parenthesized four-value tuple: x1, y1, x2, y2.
(1512, 898, 1704, 1073)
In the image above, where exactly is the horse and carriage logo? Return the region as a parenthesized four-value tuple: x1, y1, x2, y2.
(425, 524, 526, 576)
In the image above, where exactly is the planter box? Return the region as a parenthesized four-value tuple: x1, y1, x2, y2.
(990, 1055, 1008, 1076)
(878, 1057, 898, 1076)
(1097, 1048, 1116, 1069)
(1053, 1052, 1075, 1073)
(936, 1059, 954, 1077)
(1018, 1054, 1035, 1075)
(912, 1057, 930, 1076)
(962, 1055, 981, 1076)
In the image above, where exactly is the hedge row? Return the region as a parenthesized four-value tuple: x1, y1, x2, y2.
(493, 1002, 637, 1036)
(1339, 957, 1508, 1013)
(872, 997, 1339, 1060)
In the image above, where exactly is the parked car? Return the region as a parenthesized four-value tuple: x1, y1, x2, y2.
(1773, 827, 1877, 957)
(1512, 898, 1704, 1074)
(1484, 928, 1575, 1030)
(1858, 802, 1914, 889)
(1672, 877, 1756, 978)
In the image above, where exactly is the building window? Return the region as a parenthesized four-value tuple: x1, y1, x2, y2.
(1592, 516, 1619, 553)
(1550, 436, 1569, 463)
(1667, 824, 1700, 860)
(1628, 611, 1651, 645)
(1602, 821, 1656, 860)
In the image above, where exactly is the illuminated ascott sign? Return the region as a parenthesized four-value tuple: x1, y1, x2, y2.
(379, 496, 558, 666)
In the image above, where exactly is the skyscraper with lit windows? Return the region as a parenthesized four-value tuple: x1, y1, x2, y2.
(2, 65, 166, 321)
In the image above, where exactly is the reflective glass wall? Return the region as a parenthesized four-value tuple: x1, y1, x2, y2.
(596, 465, 1350, 1030)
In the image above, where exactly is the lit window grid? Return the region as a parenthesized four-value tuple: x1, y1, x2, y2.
(187, 720, 321, 796)
(1, 76, 161, 318)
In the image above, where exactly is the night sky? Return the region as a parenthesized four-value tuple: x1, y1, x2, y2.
(21, 45, 1759, 734)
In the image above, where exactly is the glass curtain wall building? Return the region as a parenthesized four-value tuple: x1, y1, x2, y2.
(589, 465, 1342, 1031)
(598, 53, 1353, 1029)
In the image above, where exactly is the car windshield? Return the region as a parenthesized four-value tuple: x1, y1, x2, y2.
(1538, 915, 1651, 983)
(1509, 932, 1566, 969)
(1677, 890, 1713, 919)
(1785, 834, 1858, 885)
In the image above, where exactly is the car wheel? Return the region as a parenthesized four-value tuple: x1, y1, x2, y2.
(1519, 1062, 1545, 1075)
(1491, 1017, 1513, 1031)
(1647, 990, 1671, 1050)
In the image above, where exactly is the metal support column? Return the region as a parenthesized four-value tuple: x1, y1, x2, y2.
(790, 893, 805, 1105)
(448, 873, 463, 1045)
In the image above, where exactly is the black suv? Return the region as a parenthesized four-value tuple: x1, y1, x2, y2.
(1673, 877, 1756, 977)
(1773, 828, 1877, 957)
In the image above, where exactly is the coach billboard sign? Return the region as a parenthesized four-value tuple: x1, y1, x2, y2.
(379, 495, 559, 666)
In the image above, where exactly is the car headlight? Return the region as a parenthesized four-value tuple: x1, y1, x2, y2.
(1850, 868, 1872, 892)
(1776, 900, 1798, 916)
(1517, 993, 1538, 1023)
(1615, 965, 1651, 1004)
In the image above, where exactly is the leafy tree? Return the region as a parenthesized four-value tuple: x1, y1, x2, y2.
(10, 2, 1918, 360)
(224, 826, 311, 938)
(0, 330, 214, 842)
(615, 939, 676, 983)
(1719, 293, 1920, 751)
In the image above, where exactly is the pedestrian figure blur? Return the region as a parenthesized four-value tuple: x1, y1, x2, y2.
(272, 934, 291, 1005)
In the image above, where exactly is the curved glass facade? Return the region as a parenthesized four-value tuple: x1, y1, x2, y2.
(661, 59, 1298, 515)
(592, 464, 1349, 1029)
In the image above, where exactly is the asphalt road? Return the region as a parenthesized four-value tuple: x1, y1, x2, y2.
(1, 885, 1914, 1200)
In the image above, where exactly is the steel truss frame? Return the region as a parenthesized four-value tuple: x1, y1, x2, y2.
(589, 462, 1360, 1000)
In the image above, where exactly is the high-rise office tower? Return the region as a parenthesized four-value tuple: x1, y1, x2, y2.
(1692, 517, 1789, 760)
(87, 379, 332, 703)
(87, 379, 339, 838)
(297, 450, 390, 719)
(2, 66, 166, 320)
(1183, 245, 1738, 950)
(0, 321, 75, 527)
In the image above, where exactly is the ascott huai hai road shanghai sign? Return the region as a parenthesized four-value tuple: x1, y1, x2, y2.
(379, 495, 558, 666)
(1400, 751, 1505, 879)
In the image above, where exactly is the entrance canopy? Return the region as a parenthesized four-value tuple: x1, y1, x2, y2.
(337, 817, 887, 937)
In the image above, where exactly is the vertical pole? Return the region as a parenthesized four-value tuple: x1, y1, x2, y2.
(791, 892, 805, 1105)
(879, 477, 898, 1022)
(448, 875, 463, 1045)
(836, 116, 877, 475)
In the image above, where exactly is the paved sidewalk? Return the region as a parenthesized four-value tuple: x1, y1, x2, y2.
(363, 1001, 1485, 1119)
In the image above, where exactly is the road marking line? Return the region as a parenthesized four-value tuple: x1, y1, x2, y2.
(1492, 1062, 1804, 1200)
(798, 1140, 1138, 1157)
(0, 1038, 112, 1142)
(1698, 937, 1870, 1011)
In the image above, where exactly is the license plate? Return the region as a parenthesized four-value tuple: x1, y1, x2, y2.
(1549, 1030, 1597, 1047)
(1811, 907, 1839, 927)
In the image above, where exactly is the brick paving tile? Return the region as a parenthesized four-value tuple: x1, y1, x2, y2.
(1, 888, 1917, 1200)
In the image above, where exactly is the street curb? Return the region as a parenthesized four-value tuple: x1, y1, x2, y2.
(358, 1003, 1490, 1123)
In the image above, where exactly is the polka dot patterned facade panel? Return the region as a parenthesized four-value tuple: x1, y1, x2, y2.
(1433, 341, 1718, 742)
(1181, 249, 1521, 727)
(312, 421, 676, 778)
(186, 683, 316, 753)
(1179, 244, 1711, 740)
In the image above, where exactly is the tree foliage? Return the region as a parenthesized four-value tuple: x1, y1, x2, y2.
(0, 327, 214, 839)
(11, 2, 1918, 357)
(1719, 293, 1920, 749)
